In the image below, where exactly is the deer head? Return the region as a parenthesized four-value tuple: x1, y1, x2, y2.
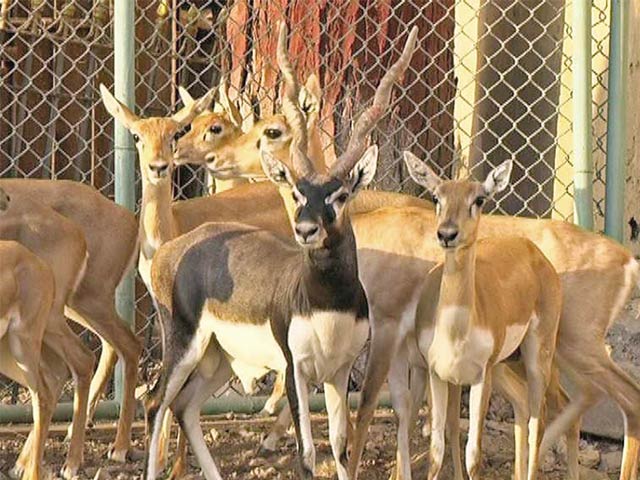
(172, 85, 243, 166)
(99, 84, 214, 185)
(404, 152, 513, 249)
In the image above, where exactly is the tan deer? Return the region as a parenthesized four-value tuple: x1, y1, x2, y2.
(0, 191, 59, 480)
(0, 187, 94, 479)
(0, 179, 141, 470)
(407, 159, 562, 480)
(0, 238, 55, 480)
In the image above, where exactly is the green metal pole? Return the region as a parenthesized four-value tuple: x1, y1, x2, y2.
(572, 0, 594, 230)
(604, 0, 629, 241)
(113, 0, 136, 405)
(0, 393, 393, 424)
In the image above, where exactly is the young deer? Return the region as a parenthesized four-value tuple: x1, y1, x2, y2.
(143, 24, 418, 480)
(0, 187, 97, 479)
(406, 159, 562, 479)
(0, 179, 141, 467)
(0, 239, 55, 480)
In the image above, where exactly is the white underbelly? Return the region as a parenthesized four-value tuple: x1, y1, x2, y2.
(200, 310, 286, 373)
(496, 322, 531, 362)
(288, 311, 369, 383)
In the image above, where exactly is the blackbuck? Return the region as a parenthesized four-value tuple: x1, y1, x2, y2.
(143, 24, 419, 480)
(0, 238, 55, 480)
(409, 159, 562, 480)
(0, 187, 93, 479)
(0, 179, 141, 467)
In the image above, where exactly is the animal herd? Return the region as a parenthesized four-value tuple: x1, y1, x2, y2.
(1, 24, 639, 480)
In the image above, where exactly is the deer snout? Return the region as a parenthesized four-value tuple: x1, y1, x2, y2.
(149, 163, 170, 177)
(295, 223, 320, 243)
(437, 227, 459, 247)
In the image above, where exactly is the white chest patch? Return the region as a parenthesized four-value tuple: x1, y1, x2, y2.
(428, 306, 494, 385)
(138, 255, 153, 295)
(288, 311, 369, 383)
(200, 309, 287, 373)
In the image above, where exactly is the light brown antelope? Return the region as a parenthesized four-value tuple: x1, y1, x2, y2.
(0, 187, 94, 479)
(0, 190, 59, 480)
(387, 151, 640, 480)
(0, 239, 55, 480)
(0, 179, 141, 468)
(142, 24, 419, 480)
(408, 159, 562, 480)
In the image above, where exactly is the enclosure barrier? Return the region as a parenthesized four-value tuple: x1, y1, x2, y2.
(0, 0, 627, 420)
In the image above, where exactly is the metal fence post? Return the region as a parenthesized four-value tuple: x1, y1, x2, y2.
(604, 0, 629, 242)
(573, 0, 594, 230)
(113, 0, 136, 405)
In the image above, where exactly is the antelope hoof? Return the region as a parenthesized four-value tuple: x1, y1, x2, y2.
(107, 445, 128, 463)
(257, 407, 273, 418)
(9, 464, 24, 479)
(167, 463, 188, 480)
(60, 462, 80, 480)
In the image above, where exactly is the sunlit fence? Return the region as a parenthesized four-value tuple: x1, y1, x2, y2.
(0, 0, 615, 411)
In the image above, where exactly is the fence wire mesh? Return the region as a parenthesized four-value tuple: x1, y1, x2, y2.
(0, 1, 610, 408)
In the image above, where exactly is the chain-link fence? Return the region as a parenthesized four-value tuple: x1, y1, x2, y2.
(0, 1, 612, 410)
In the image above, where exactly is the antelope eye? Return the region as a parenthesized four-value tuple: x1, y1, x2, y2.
(432, 195, 439, 205)
(474, 196, 486, 207)
(264, 128, 282, 140)
(336, 193, 349, 203)
(132, 133, 140, 143)
(209, 124, 222, 134)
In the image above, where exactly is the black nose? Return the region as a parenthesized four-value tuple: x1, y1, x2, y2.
(295, 224, 319, 241)
(150, 164, 169, 175)
(437, 228, 458, 245)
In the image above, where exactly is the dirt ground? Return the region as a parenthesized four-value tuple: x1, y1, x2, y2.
(0, 409, 623, 480)
(1, 298, 638, 480)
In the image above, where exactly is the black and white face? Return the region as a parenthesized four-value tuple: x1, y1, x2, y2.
(261, 145, 378, 248)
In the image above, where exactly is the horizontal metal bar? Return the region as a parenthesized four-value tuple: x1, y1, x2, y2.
(0, 392, 392, 424)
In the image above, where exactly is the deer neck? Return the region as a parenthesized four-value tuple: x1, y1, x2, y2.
(437, 243, 477, 341)
(140, 178, 177, 258)
(214, 177, 248, 193)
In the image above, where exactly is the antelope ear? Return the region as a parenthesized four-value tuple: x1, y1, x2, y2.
(100, 84, 139, 129)
(300, 74, 321, 115)
(260, 150, 295, 187)
(403, 151, 442, 193)
(483, 159, 513, 196)
(348, 145, 378, 194)
(178, 86, 195, 106)
(172, 88, 215, 127)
